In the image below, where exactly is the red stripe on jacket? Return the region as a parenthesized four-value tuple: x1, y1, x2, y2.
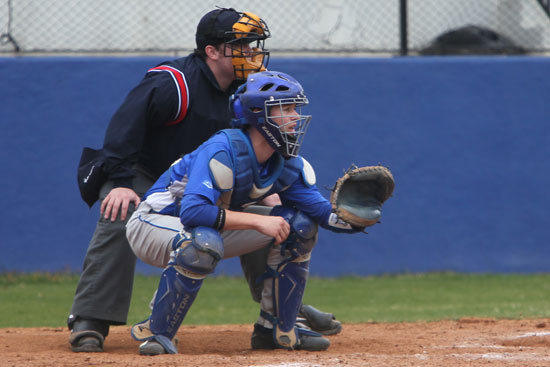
(148, 65, 189, 125)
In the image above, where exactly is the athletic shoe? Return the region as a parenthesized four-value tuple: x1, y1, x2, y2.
(131, 318, 179, 346)
(139, 339, 167, 356)
(298, 304, 343, 336)
(251, 323, 330, 351)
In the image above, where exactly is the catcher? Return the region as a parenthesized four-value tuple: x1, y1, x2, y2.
(125, 70, 394, 355)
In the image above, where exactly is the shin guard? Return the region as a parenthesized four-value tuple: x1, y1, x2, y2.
(132, 227, 223, 354)
(272, 259, 310, 349)
(264, 207, 317, 349)
(148, 265, 204, 353)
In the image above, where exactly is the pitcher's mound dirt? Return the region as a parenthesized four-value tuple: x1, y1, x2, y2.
(2, 318, 549, 367)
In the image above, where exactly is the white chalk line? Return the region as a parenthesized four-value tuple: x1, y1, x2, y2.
(452, 352, 550, 361)
(249, 363, 323, 367)
(248, 331, 550, 366)
(510, 331, 550, 339)
(432, 329, 550, 362)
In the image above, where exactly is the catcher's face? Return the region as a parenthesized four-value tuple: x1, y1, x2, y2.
(268, 103, 298, 132)
(264, 99, 311, 158)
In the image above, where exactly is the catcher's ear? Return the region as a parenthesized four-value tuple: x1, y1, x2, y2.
(230, 94, 246, 128)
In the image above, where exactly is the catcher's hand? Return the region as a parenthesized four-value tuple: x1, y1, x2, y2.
(330, 165, 394, 229)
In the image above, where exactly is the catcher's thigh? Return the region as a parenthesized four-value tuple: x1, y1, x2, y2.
(220, 205, 274, 259)
(126, 202, 182, 268)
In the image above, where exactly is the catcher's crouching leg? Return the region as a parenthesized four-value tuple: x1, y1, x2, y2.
(131, 227, 223, 355)
(240, 231, 342, 336)
(253, 206, 330, 351)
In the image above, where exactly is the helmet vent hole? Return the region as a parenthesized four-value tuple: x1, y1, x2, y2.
(260, 83, 274, 91)
(275, 86, 289, 91)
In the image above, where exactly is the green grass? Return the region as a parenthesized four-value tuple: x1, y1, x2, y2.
(0, 272, 549, 328)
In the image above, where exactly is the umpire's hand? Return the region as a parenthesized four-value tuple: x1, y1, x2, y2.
(101, 187, 141, 222)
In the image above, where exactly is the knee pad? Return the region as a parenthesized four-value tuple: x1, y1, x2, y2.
(270, 206, 318, 258)
(171, 226, 224, 276)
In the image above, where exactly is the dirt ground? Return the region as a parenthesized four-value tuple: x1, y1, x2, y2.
(1, 318, 549, 367)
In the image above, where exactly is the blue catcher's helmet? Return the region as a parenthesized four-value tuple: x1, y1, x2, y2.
(230, 71, 311, 159)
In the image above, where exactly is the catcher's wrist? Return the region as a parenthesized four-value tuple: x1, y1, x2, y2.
(326, 213, 360, 233)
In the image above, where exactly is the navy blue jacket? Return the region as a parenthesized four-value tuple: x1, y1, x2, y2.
(102, 53, 238, 188)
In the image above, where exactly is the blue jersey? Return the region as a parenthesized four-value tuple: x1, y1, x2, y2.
(143, 130, 337, 230)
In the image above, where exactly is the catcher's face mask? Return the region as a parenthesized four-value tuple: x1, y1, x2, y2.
(231, 71, 311, 158)
(265, 97, 311, 158)
(224, 12, 270, 80)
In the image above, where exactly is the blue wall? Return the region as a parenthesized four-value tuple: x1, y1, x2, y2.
(1, 56, 549, 276)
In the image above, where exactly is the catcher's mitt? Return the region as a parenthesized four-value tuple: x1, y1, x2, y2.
(330, 165, 394, 229)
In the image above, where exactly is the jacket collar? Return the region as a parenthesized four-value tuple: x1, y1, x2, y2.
(191, 53, 226, 92)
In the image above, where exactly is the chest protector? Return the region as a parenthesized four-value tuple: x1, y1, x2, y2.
(211, 129, 308, 210)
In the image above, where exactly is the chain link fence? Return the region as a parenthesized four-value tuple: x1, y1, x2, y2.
(1, 0, 549, 55)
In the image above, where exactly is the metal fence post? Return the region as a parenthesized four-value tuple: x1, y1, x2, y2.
(400, 0, 408, 56)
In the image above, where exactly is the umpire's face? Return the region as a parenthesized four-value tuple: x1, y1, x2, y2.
(205, 43, 238, 87)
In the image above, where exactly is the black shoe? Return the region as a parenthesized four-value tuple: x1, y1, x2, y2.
(69, 318, 110, 352)
(298, 304, 342, 336)
(251, 323, 276, 349)
(251, 323, 330, 351)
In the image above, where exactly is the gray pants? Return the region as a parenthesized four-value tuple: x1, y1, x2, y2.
(126, 203, 297, 327)
(126, 202, 274, 267)
(69, 167, 155, 325)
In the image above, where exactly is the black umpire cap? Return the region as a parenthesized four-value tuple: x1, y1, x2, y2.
(195, 8, 241, 50)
